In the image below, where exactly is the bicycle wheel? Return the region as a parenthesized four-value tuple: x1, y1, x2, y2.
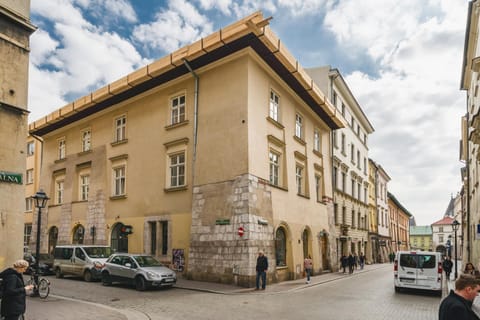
(38, 278, 50, 299)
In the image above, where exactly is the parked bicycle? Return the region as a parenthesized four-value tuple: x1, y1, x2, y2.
(25, 267, 50, 299)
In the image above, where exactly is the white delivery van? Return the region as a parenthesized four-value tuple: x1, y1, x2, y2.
(394, 251, 442, 296)
(53, 245, 112, 281)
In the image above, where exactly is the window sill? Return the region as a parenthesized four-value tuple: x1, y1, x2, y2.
(49, 204, 62, 208)
(78, 150, 92, 156)
(269, 183, 288, 192)
(293, 135, 306, 146)
(72, 200, 88, 204)
(54, 158, 67, 164)
(297, 193, 310, 199)
(313, 149, 323, 158)
(110, 195, 127, 200)
(165, 120, 189, 131)
(164, 185, 188, 193)
(111, 139, 128, 147)
(266, 116, 284, 129)
(276, 265, 288, 270)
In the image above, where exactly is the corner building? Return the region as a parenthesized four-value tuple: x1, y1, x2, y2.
(28, 12, 346, 286)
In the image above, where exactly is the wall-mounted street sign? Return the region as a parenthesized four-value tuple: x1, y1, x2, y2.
(0, 171, 22, 184)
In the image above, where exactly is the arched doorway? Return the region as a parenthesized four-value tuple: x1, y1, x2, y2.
(320, 231, 329, 270)
(72, 225, 85, 244)
(111, 223, 128, 253)
(48, 226, 58, 255)
(275, 227, 287, 267)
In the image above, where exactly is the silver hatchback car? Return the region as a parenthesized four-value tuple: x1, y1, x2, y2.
(101, 253, 176, 291)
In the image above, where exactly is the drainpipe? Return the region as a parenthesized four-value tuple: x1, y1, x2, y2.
(183, 59, 199, 187)
(466, 111, 471, 263)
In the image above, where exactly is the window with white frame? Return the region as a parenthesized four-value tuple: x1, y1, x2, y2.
(269, 151, 280, 186)
(81, 129, 91, 152)
(296, 165, 304, 195)
(25, 197, 33, 212)
(295, 113, 303, 139)
(24, 224, 32, 246)
(56, 180, 64, 204)
(169, 153, 185, 187)
(171, 94, 186, 125)
(80, 174, 89, 201)
(314, 128, 321, 152)
(114, 115, 126, 142)
(113, 166, 126, 196)
(58, 138, 66, 160)
(27, 141, 34, 156)
(269, 90, 279, 122)
(26, 169, 33, 184)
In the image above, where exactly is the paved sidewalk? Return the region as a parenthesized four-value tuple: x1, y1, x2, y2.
(25, 263, 390, 320)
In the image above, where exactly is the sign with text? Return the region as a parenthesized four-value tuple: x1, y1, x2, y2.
(0, 171, 22, 184)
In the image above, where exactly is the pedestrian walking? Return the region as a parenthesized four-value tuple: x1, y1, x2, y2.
(464, 262, 476, 275)
(340, 254, 348, 274)
(255, 250, 268, 290)
(347, 253, 355, 274)
(389, 252, 395, 263)
(0, 259, 34, 320)
(354, 253, 358, 270)
(359, 252, 365, 270)
(439, 273, 480, 320)
(304, 255, 313, 284)
(442, 256, 453, 280)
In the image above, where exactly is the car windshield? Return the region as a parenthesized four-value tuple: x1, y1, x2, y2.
(83, 247, 112, 258)
(133, 255, 162, 267)
(400, 254, 436, 269)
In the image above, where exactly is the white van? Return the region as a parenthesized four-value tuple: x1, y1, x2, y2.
(53, 245, 112, 281)
(394, 251, 442, 295)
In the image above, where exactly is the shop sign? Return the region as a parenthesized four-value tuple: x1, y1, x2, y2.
(0, 171, 22, 184)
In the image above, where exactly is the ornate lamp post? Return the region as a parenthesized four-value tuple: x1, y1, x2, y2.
(452, 220, 460, 280)
(31, 190, 49, 294)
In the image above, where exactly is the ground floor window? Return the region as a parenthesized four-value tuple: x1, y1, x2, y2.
(275, 227, 286, 266)
(73, 225, 84, 244)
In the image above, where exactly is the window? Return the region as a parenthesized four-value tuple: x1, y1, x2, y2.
(314, 129, 321, 152)
(295, 113, 303, 139)
(342, 206, 346, 224)
(315, 174, 323, 202)
(58, 138, 66, 160)
(56, 180, 64, 204)
(333, 167, 338, 189)
(364, 158, 367, 174)
(341, 104, 345, 116)
(357, 182, 361, 200)
(24, 224, 32, 246)
(351, 209, 355, 227)
(332, 91, 337, 107)
(27, 141, 34, 156)
(364, 187, 367, 203)
(334, 203, 338, 224)
(113, 166, 126, 196)
(161, 221, 168, 255)
(341, 134, 346, 154)
(26, 169, 33, 184)
(333, 131, 338, 148)
(149, 222, 157, 255)
(357, 151, 361, 169)
(269, 151, 280, 186)
(25, 198, 33, 212)
(269, 90, 279, 122)
(439, 227, 443, 232)
(357, 124, 360, 136)
(171, 95, 186, 124)
(439, 235, 444, 243)
(80, 174, 89, 201)
(114, 115, 126, 142)
(358, 212, 361, 229)
(170, 153, 185, 187)
(81, 129, 91, 152)
(296, 165, 304, 195)
(351, 145, 355, 163)
(342, 172, 346, 192)
(275, 227, 287, 266)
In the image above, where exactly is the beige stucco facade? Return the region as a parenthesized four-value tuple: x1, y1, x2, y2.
(0, 0, 35, 269)
(388, 192, 411, 252)
(28, 12, 346, 286)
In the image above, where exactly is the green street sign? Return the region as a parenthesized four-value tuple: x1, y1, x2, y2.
(0, 171, 23, 184)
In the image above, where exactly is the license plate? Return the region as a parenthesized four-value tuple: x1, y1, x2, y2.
(401, 278, 414, 283)
(164, 278, 174, 282)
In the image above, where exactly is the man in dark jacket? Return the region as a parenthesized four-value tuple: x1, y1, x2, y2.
(439, 274, 480, 320)
(1, 259, 34, 320)
(255, 250, 268, 290)
(442, 256, 454, 280)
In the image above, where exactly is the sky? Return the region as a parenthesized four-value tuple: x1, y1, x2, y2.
(28, 0, 469, 226)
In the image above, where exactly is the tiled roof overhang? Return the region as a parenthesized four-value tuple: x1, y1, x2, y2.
(30, 12, 345, 136)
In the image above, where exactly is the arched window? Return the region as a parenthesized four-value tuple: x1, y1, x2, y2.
(73, 225, 84, 244)
(48, 226, 58, 254)
(275, 227, 286, 267)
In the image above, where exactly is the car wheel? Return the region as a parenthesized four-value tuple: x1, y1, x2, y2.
(55, 268, 63, 278)
(83, 270, 93, 282)
(135, 276, 147, 291)
(394, 286, 401, 293)
(102, 272, 112, 286)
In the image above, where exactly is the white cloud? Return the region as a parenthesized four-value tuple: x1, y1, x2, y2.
(132, 0, 214, 53)
(75, 0, 138, 23)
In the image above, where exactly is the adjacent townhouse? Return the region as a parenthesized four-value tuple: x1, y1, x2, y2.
(0, 0, 36, 269)
(460, 0, 480, 268)
(306, 66, 374, 265)
(431, 216, 459, 258)
(368, 160, 391, 262)
(27, 12, 347, 286)
(388, 192, 411, 252)
(409, 226, 433, 251)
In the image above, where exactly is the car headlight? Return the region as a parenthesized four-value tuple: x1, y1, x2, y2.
(146, 271, 160, 279)
(93, 261, 104, 269)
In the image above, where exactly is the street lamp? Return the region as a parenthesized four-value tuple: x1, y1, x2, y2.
(452, 220, 460, 280)
(31, 190, 49, 295)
